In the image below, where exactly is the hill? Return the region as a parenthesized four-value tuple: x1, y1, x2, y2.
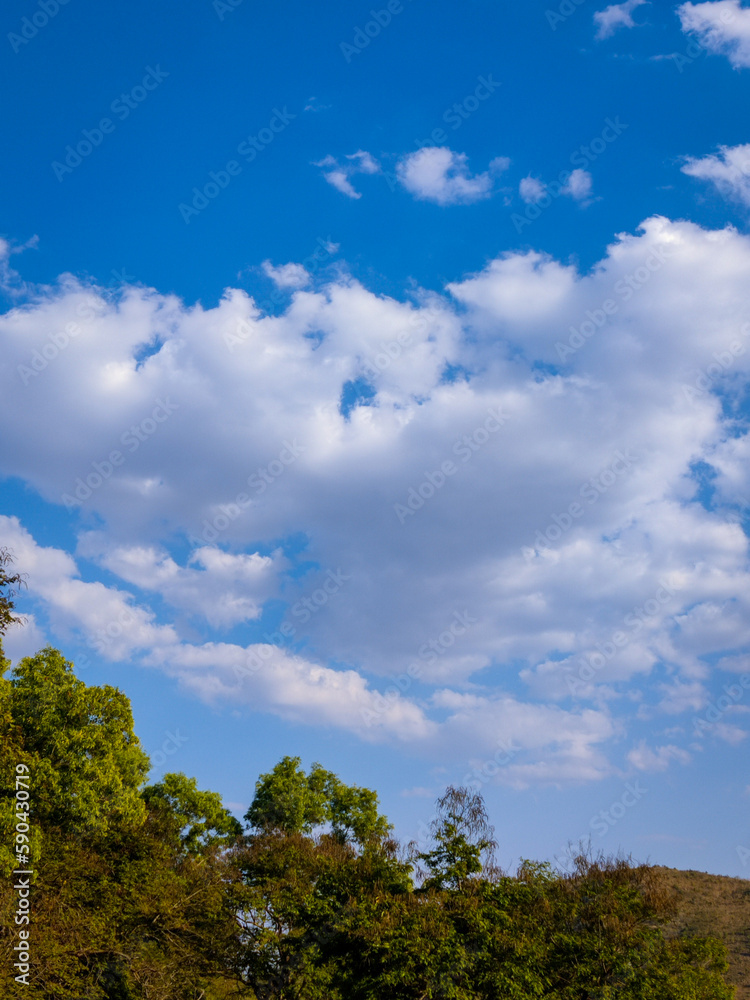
(656, 867, 750, 999)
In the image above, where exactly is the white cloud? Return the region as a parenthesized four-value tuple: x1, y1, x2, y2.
(682, 143, 750, 207)
(519, 176, 547, 204)
(678, 0, 750, 68)
(2, 613, 48, 664)
(3, 215, 750, 781)
(322, 168, 361, 199)
(0, 514, 434, 742)
(150, 641, 437, 743)
(520, 170, 592, 207)
(77, 535, 283, 628)
(715, 653, 750, 672)
(1, 518, 616, 770)
(346, 150, 380, 174)
(261, 260, 311, 289)
(433, 693, 614, 787)
(304, 96, 331, 113)
(396, 148, 509, 206)
(447, 249, 577, 323)
(400, 786, 436, 798)
(595, 0, 649, 40)
(656, 679, 706, 714)
(563, 168, 594, 202)
(0, 516, 178, 661)
(627, 741, 692, 770)
(314, 150, 381, 199)
(712, 722, 749, 744)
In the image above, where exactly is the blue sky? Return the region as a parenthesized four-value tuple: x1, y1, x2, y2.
(2, 0, 750, 877)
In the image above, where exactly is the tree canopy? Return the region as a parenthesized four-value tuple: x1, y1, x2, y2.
(416, 785, 498, 892)
(245, 754, 392, 847)
(6, 647, 150, 838)
(143, 771, 242, 855)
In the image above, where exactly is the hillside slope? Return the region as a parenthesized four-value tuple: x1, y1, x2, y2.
(655, 867, 750, 999)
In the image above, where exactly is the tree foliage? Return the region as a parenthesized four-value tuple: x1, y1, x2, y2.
(245, 754, 392, 847)
(6, 647, 150, 837)
(0, 548, 25, 640)
(0, 645, 241, 999)
(142, 772, 242, 856)
(416, 785, 498, 892)
(0, 623, 737, 999)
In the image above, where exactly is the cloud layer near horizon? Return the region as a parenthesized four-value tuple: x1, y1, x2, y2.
(1, 215, 749, 785)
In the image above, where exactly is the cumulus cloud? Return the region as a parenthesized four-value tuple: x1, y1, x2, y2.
(315, 156, 360, 198)
(150, 641, 436, 743)
(563, 168, 594, 202)
(678, 0, 750, 68)
(314, 150, 381, 199)
(519, 176, 547, 204)
(0, 516, 178, 661)
(594, 0, 649, 40)
(446, 249, 577, 323)
(261, 260, 311, 289)
(682, 142, 750, 207)
(397, 148, 509, 206)
(77, 535, 284, 628)
(2, 516, 617, 769)
(3, 215, 750, 782)
(0, 514, 433, 742)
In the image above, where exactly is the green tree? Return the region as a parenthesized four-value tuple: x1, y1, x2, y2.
(235, 758, 410, 998)
(416, 785, 498, 892)
(0, 646, 243, 1000)
(246, 755, 392, 848)
(540, 852, 734, 1000)
(232, 827, 414, 1000)
(142, 772, 242, 855)
(5, 647, 150, 837)
(1, 783, 243, 1000)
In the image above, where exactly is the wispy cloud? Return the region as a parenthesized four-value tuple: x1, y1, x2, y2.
(520, 169, 594, 206)
(682, 142, 750, 206)
(627, 741, 692, 771)
(594, 0, 649, 40)
(314, 150, 381, 199)
(304, 96, 331, 113)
